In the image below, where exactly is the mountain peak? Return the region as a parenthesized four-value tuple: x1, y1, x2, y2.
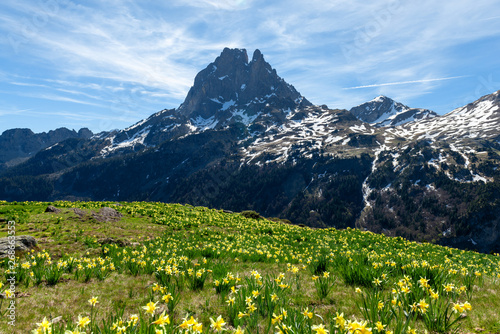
(217, 47, 249, 66)
(351, 96, 437, 127)
(251, 49, 264, 62)
(372, 95, 390, 102)
(178, 48, 310, 123)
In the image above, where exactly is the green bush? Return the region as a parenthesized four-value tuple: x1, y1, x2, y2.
(241, 210, 261, 220)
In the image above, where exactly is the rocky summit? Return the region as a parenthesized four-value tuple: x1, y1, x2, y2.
(350, 95, 437, 127)
(97, 48, 311, 156)
(178, 48, 310, 123)
(0, 48, 499, 253)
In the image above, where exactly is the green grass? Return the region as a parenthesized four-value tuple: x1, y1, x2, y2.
(0, 200, 499, 334)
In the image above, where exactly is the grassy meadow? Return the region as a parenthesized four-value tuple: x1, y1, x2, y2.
(0, 200, 499, 334)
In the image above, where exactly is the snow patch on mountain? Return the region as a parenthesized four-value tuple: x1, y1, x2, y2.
(240, 106, 372, 164)
(221, 100, 236, 111)
(191, 116, 219, 130)
(100, 125, 151, 156)
(387, 91, 500, 145)
(230, 109, 260, 125)
(350, 96, 437, 127)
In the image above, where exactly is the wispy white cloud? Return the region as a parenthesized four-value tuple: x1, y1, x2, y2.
(0, 0, 225, 101)
(0, 107, 33, 117)
(11, 91, 108, 108)
(343, 76, 470, 90)
(171, 0, 254, 10)
(0, 0, 499, 132)
(481, 15, 500, 21)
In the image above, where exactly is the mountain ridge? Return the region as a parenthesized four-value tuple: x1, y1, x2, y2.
(0, 127, 92, 171)
(350, 95, 438, 127)
(98, 48, 312, 157)
(1, 48, 499, 253)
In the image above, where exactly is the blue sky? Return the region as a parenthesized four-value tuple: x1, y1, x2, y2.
(0, 0, 499, 134)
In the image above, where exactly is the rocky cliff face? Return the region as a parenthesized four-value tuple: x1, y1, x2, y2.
(178, 48, 310, 123)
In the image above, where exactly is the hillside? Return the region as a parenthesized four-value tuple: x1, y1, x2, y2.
(349, 96, 437, 127)
(0, 48, 499, 253)
(0, 127, 93, 172)
(0, 201, 499, 334)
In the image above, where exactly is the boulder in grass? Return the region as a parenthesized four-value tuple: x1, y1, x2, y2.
(0, 235, 37, 258)
(72, 208, 88, 218)
(99, 237, 130, 247)
(45, 205, 61, 213)
(92, 207, 123, 222)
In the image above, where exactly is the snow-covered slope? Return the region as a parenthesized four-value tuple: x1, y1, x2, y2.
(350, 96, 437, 127)
(385, 90, 500, 144)
(235, 102, 394, 168)
(83, 49, 499, 188)
(97, 48, 311, 157)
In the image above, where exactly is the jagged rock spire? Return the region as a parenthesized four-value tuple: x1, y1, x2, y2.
(178, 48, 310, 121)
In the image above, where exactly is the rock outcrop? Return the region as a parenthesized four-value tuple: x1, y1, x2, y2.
(45, 205, 61, 213)
(92, 207, 123, 222)
(0, 236, 37, 258)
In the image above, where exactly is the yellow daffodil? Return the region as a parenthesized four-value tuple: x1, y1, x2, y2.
(88, 296, 98, 307)
(312, 323, 329, 334)
(65, 329, 83, 334)
(129, 314, 139, 326)
(36, 317, 51, 331)
(4, 289, 13, 298)
(272, 313, 283, 325)
(302, 307, 313, 319)
(452, 303, 464, 313)
(417, 299, 429, 314)
(443, 283, 455, 293)
(375, 321, 385, 331)
(334, 312, 346, 330)
(226, 296, 235, 306)
(210, 315, 226, 332)
(193, 322, 203, 333)
(77, 315, 91, 328)
(162, 293, 173, 303)
(143, 301, 158, 316)
(152, 311, 170, 326)
(247, 302, 257, 313)
(418, 277, 429, 289)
